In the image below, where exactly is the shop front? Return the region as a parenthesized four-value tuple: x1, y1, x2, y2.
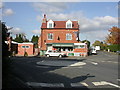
(46, 43, 88, 56)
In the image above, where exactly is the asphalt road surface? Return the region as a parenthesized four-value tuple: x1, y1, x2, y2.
(6, 51, 119, 89)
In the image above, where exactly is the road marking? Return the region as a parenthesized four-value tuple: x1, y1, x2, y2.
(117, 79, 120, 81)
(71, 82, 88, 87)
(113, 62, 118, 64)
(26, 82, 64, 87)
(91, 62, 98, 65)
(101, 61, 105, 62)
(92, 81, 120, 88)
(69, 62, 86, 67)
(92, 81, 108, 86)
(62, 66, 83, 69)
(81, 82, 89, 87)
(107, 61, 112, 62)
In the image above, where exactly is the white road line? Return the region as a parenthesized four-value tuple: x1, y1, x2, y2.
(62, 66, 83, 69)
(92, 81, 108, 86)
(81, 82, 89, 87)
(71, 82, 88, 87)
(69, 62, 86, 67)
(113, 62, 118, 64)
(117, 79, 120, 81)
(91, 62, 98, 65)
(26, 82, 64, 87)
(101, 61, 105, 62)
(92, 81, 120, 88)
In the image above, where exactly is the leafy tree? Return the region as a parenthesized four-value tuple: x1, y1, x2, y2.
(105, 26, 120, 44)
(13, 33, 29, 43)
(81, 40, 90, 49)
(2, 21, 12, 88)
(31, 35, 39, 48)
(92, 40, 101, 46)
(92, 40, 109, 50)
(108, 44, 120, 52)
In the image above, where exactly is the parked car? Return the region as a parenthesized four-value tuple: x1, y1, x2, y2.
(45, 50, 66, 58)
(91, 49, 97, 55)
(116, 51, 120, 55)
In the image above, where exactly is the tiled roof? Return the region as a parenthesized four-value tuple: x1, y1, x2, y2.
(41, 21, 79, 29)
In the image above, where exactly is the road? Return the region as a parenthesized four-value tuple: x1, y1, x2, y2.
(6, 51, 119, 89)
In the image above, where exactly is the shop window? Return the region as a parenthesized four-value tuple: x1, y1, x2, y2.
(74, 45, 85, 49)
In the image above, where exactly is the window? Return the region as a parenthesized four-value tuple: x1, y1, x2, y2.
(48, 33, 53, 40)
(22, 46, 30, 48)
(66, 33, 72, 40)
(22, 46, 26, 48)
(66, 20, 72, 28)
(49, 23, 52, 28)
(67, 23, 72, 28)
(47, 19, 54, 28)
(74, 45, 85, 49)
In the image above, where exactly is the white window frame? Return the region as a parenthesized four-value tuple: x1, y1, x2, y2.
(66, 20, 72, 28)
(66, 33, 72, 40)
(47, 19, 54, 28)
(47, 33, 53, 40)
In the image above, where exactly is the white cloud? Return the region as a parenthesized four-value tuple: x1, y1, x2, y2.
(80, 30, 109, 44)
(32, 30, 40, 34)
(0, 2, 3, 9)
(94, 16, 118, 25)
(9, 27, 23, 34)
(33, 2, 67, 14)
(3, 8, 14, 16)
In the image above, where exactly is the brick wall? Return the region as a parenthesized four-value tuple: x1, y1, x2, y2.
(40, 29, 79, 50)
(17, 43, 34, 56)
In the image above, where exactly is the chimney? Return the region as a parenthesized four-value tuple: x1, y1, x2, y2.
(42, 14, 47, 23)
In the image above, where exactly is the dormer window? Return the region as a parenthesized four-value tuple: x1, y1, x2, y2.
(66, 20, 72, 28)
(47, 19, 54, 28)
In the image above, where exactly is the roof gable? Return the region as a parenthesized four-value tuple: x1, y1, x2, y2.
(41, 20, 79, 29)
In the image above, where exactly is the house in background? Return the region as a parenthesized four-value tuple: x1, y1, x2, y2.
(17, 42, 34, 56)
(5, 41, 34, 56)
(38, 14, 88, 56)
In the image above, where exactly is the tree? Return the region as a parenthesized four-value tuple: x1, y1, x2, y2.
(31, 35, 39, 48)
(92, 40, 101, 46)
(81, 40, 90, 49)
(13, 33, 29, 43)
(105, 26, 120, 45)
(92, 40, 108, 50)
(2, 21, 12, 88)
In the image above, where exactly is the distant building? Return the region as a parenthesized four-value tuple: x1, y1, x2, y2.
(5, 41, 34, 56)
(38, 14, 88, 56)
(95, 46, 100, 51)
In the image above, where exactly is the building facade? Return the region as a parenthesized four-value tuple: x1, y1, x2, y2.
(38, 15, 88, 56)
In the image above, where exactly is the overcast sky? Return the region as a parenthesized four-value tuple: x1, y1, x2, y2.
(1, 1, 118, 44)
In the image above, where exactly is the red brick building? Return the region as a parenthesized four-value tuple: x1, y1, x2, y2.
(38, 15, 88, 56)
(17, 43, 34, 56)
(5, 41, 34, 56)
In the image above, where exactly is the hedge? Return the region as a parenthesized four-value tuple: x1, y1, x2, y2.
(108, 44, 120, 52)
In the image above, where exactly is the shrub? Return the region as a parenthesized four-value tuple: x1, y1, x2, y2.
(108, 44, 120, 52)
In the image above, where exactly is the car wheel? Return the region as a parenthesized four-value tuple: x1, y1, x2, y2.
(47, 54, 50, 57)
(59, 54, 62, 58)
